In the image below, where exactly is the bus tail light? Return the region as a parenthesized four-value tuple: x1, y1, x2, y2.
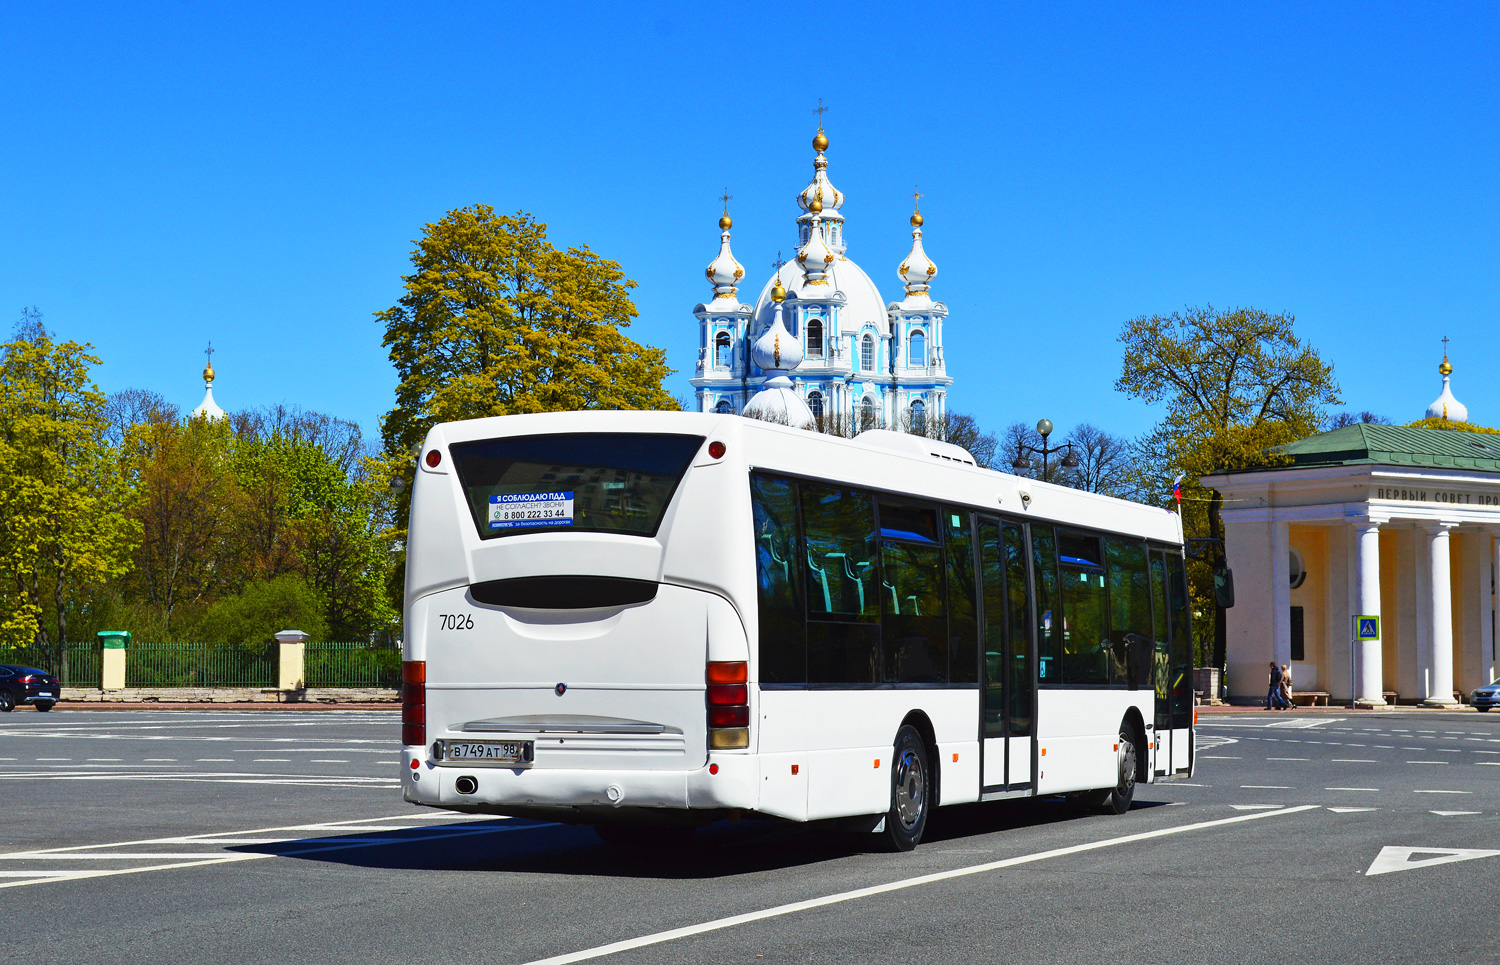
(402, 660, 426, 746)
(706, 661, 749, 750)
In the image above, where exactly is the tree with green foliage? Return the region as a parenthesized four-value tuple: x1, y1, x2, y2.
(1115, 305, 1340, 669)
(376, 205, 678, 462)
(0, 310, 138, 681)
(195, 574, 328, 651)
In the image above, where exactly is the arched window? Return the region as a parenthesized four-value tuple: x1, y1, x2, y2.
(860, 333, 875, 371)
(860, 396, 876, 430)
(714, 399, 732, 414)
(910, 398, 926, 434)
(808, 390, 824, 421)
(806, 318, 824, 358)
(909, 329, 927, 367)
(714, 331, 731, 368)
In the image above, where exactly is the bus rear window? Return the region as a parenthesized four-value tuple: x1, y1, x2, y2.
(448, 433, 704, 540)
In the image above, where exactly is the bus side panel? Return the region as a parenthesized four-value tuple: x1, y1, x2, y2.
(405, 454, 470, 615)
(659, 447, 756, 618)
(1035, 689, 1148, 795)
(800, 690, 978, 821)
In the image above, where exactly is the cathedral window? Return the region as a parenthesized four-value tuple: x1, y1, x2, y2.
(860, 396, 876, 430)
(714, 399, 733, 414)
(808, 390, 824, 421)
(860, 333, 875, 371)
(806, 318, 824, 358)
(909, 329, 927, 367)
(715, 331, 732, 368)
(909, 398, 926, 434)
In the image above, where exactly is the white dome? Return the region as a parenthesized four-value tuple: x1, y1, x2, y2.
(1426, 374, 1468, 423)
(750, 255, 892, 339)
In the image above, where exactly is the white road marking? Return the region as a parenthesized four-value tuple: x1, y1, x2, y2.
(518, 806, 1321, 965)
(143, 758, 177, 762)
(1328, 807, 1377, 813)
(1326, 787, 1378, 792)
(1267, 757, 1308, 761)
(1477, 762, 1500, 766)
(1367, 846, 1500, 876)
(1229, 805, 1283, 810)
(87, 758, 122, 762)
(1412, 790, 1471, 794)
(1241, 785, 1291, 789)
(311, 760, 350, 763)
(1201, 756, 1240, 760)
(1430, 811, 1481, 816)
(253, 759, 291, 762)
(1331, 759, 1377, 763)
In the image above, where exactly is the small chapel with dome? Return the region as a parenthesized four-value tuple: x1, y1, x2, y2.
(689, 123, 950, 432)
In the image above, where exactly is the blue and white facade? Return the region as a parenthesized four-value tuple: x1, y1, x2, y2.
(691, 127, 951, 432)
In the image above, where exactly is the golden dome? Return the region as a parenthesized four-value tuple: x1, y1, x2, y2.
(910, 211, 924, 228)
(203, 363, 215, 383)
(813, 129, 828, 152)
(808, 197, 823, 214)
(719, 213, 732, 230)
(1440, 359, 1452, 376)
(771, 276, 786, 303)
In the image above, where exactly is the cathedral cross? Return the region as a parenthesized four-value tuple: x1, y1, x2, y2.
(912, 186, 922, 210)
(719, 189, 732, 212)
(1442, 335, 1450, 356)
(772, 251, 785, 273)
(204, 341, 214, 366)
(813, 99, 828, 124)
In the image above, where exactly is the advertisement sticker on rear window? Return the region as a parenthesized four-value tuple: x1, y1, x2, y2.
(489, 491, 575, 530)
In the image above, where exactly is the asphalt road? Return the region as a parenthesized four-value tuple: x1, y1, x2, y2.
(2, 707, 1498, 964)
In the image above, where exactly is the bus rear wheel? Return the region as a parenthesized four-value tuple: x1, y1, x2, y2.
(1093, 727, 1137, 815)
(878, 725, 931, 852)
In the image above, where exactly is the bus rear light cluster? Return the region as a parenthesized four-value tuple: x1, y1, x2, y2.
(401, 660, 426, 746)
(706, 661, 748, 750)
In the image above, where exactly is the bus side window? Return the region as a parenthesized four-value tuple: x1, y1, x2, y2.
(1057, 531, 1108, 686)
(945, 509, 978, 684)
(750, 474, 806, 684)
(1150, 551, 1171, 727)
(1104, 537, 1152, 689)
(1031, 525, 1060, 685)
(1002, 522, 1032, 736)
(801, 484, 881, 685)
(879, 502, 946, 684)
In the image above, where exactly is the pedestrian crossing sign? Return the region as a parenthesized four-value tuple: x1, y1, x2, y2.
(1354, 615, 1380, 640)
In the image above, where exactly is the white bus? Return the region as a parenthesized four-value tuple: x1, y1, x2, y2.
(401, 411, 1195, 850)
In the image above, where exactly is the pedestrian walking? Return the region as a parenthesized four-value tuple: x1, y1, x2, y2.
(1266, 662, 1281, 710)
(1278, 663, 1294, 710)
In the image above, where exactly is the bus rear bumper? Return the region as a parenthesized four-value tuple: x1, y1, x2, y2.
(401, 748, 758, 812)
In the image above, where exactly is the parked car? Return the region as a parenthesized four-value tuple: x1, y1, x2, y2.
(1473, 678, 1500, 712)
(0, 665, 59, 712)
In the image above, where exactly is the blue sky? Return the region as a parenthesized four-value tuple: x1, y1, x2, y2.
(3, 2, 1496, 449)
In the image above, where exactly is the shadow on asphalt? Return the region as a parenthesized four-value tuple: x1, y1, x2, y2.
(229, 795, 1174, 879)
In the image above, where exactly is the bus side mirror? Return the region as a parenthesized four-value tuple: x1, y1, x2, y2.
(1214, 566, 1235, 609)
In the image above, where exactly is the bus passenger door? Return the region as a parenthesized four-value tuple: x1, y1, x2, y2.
(1149, 550, 1172, 775)
(979, 518, 1033, 790)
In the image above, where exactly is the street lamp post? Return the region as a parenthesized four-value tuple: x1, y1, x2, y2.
(1011, 418, 1080, 480)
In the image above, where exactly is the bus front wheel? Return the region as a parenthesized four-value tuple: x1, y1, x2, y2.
(878, 725, 931, 852)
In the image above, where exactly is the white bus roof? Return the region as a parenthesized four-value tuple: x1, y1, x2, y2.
(425, 411, 1183, 546)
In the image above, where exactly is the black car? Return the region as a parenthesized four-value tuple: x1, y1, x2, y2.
(0, 665, 59, 712)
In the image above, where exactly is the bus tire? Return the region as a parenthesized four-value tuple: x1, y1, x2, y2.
(1095, 726, 1137, 815)
(879, 725, 931, 852)
(592, 824, 694, 852)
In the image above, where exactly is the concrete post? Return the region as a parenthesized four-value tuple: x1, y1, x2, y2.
(1353, 522, 1387, 708)
(1421, 523, 1459, 706)
(275, 630, 307, 692)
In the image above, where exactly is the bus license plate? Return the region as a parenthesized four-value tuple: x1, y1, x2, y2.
(446, 740, 533, 765)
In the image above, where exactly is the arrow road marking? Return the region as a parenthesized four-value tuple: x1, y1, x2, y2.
(1366, 846, 1500, 876)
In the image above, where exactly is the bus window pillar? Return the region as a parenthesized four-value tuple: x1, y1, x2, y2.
(1420, 522, 1460, 707)
(1353, 521, 1387, 708)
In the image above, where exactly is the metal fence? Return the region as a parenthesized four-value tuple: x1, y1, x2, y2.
(1, 646, 101, 687)
(125, 643, 277, 689)
(304, 642, 401, 689)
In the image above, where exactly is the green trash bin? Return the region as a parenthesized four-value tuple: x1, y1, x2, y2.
(98, 631, 130, 689)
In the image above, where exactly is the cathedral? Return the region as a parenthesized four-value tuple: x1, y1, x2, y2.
(689, 123, 952, 432)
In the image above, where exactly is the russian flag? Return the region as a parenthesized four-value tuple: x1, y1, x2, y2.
(1171, 474, 1184, 509)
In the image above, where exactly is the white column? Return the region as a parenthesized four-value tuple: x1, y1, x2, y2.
(1271, 521, 1292, 669)
(1421, 523, 1459, 707)
(1490, 532, 1500, 682)
(1353, 522, 1387, 707)
(1327, 523, 1352, 702)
